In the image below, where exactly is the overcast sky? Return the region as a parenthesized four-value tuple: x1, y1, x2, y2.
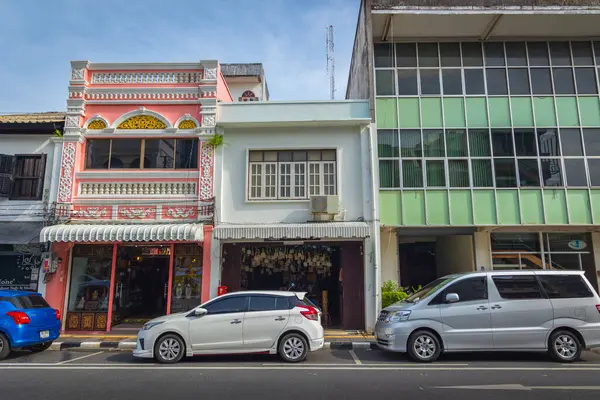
(0, 0, 358, 112)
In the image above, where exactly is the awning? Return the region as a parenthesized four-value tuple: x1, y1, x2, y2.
(40, 223, 204, 243)
(214, 222, 370, 240)
(0, 222, 43, 244)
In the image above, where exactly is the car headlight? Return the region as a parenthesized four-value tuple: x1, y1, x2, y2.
(385, 311, 411, 323)
(142, 321, 164, 331)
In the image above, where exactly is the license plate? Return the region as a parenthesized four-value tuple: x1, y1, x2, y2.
(40, 331, 49, 339)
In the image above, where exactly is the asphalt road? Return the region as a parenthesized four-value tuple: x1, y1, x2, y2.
(2, 349, 600, 400)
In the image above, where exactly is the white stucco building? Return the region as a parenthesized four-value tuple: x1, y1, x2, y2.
(211, 100, 381, 331)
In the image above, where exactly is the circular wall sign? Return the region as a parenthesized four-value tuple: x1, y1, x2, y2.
(568, 240, 587, 250)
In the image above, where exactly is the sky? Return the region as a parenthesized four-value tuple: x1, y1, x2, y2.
(0, 0, 358, 112)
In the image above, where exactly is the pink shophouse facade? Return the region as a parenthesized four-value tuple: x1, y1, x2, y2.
(41, 60, 230, 332)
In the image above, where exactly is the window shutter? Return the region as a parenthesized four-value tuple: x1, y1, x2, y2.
(0, 154, 14, 197)
(35, 154, 47, 200)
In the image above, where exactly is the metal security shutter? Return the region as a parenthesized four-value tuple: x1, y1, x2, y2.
(0, 154, 14, 197)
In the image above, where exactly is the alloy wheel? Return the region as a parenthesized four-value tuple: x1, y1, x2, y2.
(283, 337, 305, 361)
(554, 334, 578, 360)
(159, 338, 181, 361)
(0, 337, 3, 352)
(413, 335, 436, 360)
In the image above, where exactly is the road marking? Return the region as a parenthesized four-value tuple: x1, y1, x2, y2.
(56, 351, 104, 365)
(436, 384, 600, 391)
(264, 363, 469, 366)
(349, 350, 362, 365)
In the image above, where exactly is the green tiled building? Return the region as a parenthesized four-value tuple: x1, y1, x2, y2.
(347, 0, 600, 295)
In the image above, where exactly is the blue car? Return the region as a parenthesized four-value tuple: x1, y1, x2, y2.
(0, 290, 61, 360)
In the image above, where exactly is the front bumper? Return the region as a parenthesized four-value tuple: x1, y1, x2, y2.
(132, 329, 154, 359)
(310, 337, 324, 352)
(374, 322, 411, 353)
(10, 323, 61, 348)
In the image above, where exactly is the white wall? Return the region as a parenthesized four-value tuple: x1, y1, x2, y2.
(474, 231, 492, 271)
(218, 126, 365, 224)
(380, 228, 399, 284)
(435, 235, 475, 277)
(0, 135, 56, 222)
(226, 82, 265, 102)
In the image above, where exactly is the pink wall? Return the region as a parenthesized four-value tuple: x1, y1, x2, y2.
(83, 104, 202, 127)
(217, 71, 233, 103)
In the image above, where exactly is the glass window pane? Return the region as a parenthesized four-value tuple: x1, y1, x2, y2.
(446, 129, 467, 157)
(514, 129, 537, 156)
(472, 159, 494, 186)
(588, 159, 600, 186)
(420, 69, 441, 95)
(264, 151, 277, 161)
(426, 160, 445, 187)
(517, 159, 540, 187)
(572, 42, 594, 66)
(469, 129, 491, 157)
(321, 150, 336, 161)
(400, 129, 423, 157)
(540, 158, 563, 186)
(249, 151, 263, 162)
(486, 69, 508, 95)
(527, 42, 550, 66)
(248, 296, 277, 312)
(492, 275, 544, 300)
(448, 160, 469, 187)
(442, 69, 463, 95)
(553, 68, 575, 94)
(550, 42, 572, 66)
(583, 128, 600, 155)
(484, 42, 505, 66)
(440, 43, 461, 67)
(446, 277, 487, 302)
(560, 128, 583, 156)
(379, 160, 400, 188)
(505, 42, 527, 66)
(494, 159, 517, 187)
(68, 245, 113, 313)
(491, 129, 514, 156)
(418, 43, 439, 67)
(546, 232, 592, 252)
(547, 254, 582, 271)
(423, 129, 445, 157)
(464, 69, 485, 94)
(175, 139, 198, 169)
(144, 139, 174, 169)
(376, 70, 395, 95)
(538, 275, 593, 298)
(491, 232, 541, 251)
(402, 160, 423, 187)
(377, 129, 399, 157)
(462, 42, 483, 66)
(171, 245, 203, 313)
(205, 296, 248, 314)
(508, 68, 531, 95)
(85, 139, 111, 169)
(595, 42, 600, 65)
(279, 151, 292, 162)
(575, 68, 598, 94)
(396, 43, 417, 67)
(374, 43, 393, 68)
(564, 158, 587, 186)
(397, 69, 418, 95)
(530, 68, 553, 94)
(537, 128, 561, 157)
(110, 139, 142, 169)
(293, 151, 307, 161)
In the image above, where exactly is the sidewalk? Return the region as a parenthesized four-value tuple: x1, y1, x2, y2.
(50, 330, 377, 351)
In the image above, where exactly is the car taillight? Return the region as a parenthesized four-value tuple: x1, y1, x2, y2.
(596, 305, 600, 314)
(6, 311, 30, 325)
(55, 309, 61, 321)
(298, 305, 319, 321)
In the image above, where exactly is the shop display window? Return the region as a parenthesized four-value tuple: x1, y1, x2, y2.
(171, 244, 203, 313)
(68, 245, 113, 313)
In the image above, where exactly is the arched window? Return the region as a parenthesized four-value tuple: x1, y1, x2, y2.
(240, 90, 257, 102)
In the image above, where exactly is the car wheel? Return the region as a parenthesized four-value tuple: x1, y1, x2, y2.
(154, 334, 185, 364)
(0, 333, 10, 361)
(549, 330, 582, 363)
(29, 342, 52, 353)
(279, 333, 308, 363)
(407, 330, 441, 363)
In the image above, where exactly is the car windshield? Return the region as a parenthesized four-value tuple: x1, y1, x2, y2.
(400, 277, 457, 304)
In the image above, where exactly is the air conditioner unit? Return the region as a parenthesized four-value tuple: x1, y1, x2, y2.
(310, 195, 339, 215)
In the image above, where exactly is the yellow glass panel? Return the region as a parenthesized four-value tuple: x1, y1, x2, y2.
(117, 115, 167, 129)
(178, 120, 197, 129)
(87, 120, 107, 130)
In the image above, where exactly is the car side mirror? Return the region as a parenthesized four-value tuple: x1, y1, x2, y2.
(445, 293, 460, 303)
(194, 308, 208, 317)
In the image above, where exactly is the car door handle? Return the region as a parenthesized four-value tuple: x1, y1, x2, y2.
(274, 316, 286, 321)
(230, 319, 242, 324)
(491, 305, 502, 310)
(476, 306, 488, 310)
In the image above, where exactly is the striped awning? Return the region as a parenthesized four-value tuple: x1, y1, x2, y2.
(214, 222, 370, 240)
(40, 224, 204, 243)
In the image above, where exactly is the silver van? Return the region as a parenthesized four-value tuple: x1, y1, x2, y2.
(375, 270, 600, 363)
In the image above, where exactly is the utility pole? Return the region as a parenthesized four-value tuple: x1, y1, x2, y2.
(325, 25, 336, 100)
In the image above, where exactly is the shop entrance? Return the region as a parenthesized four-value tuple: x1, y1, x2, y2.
(221, 242, 365, 330)
(112, 245, 170, 328)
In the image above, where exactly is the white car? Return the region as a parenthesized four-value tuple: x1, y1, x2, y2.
(133, 291, 324, 363)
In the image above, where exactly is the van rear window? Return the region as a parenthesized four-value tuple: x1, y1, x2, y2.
(538, 275, 594, 299)
(15, 295, 51, 309)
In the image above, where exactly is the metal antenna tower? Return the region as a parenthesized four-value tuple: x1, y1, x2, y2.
(325, 25, 336, 100)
